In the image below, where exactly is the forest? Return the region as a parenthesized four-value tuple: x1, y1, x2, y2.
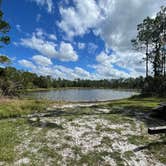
(0, 66, 144, 95)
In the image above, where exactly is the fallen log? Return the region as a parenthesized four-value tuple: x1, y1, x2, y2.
(148, 126, 166, 135)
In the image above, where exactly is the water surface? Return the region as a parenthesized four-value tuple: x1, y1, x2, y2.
(26, 89, 137, 102)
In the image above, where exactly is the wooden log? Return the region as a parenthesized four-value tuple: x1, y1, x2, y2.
(148, 126, 166, 135)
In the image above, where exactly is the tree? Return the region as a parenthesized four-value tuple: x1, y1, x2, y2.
(132, 6, 166, 96)
(0, 0, 10, 64)
(0, 55, 10, 64)
(132, 6, 166, 78)
(156, 6, 166, 76)
(132, 17, 153, 77)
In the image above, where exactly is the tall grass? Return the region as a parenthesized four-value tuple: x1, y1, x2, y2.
(0, 98, 53, 119)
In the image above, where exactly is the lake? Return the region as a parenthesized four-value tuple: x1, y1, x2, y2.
(26, 89, 138, 102)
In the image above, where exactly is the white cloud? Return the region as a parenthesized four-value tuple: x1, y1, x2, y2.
(32, 55, 52, 66)
(21, 32, 57, 58)
(20, 30, 78, 62)
(35, 28, 44, 38)
(48, 34, 57, 41)
(18, 59, 36, 69)
(58, 0, 163, 78)
(30, 0, 54, 13)
(75, 67, 90, 78)
(97, 0, 163, 52)
(95, 50, 146, 78)
(35, 28, 56, 40)
(58, 0, 101, 38)
(58, 0, 163, 52)
(58, 41, 78, 61)
(19, 59, 91, 80)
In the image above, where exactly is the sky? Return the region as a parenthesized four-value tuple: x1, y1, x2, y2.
(1, 0, 165, 80)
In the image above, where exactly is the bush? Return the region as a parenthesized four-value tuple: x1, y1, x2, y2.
(142, 76, 166, 97)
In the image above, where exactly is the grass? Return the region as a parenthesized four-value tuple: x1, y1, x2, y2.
(0, 96, 165, 119)
(0, 98, 54, 119)
(106, 96, 166, 109)
(128, 135, 150, 145)
(0, 119, 26, 163)
(147, 137, 166, 164)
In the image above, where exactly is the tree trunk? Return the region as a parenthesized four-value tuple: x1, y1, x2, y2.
(146, 42, 149, 77)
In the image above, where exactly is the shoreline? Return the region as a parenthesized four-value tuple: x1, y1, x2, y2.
(26, 87, 141, 93)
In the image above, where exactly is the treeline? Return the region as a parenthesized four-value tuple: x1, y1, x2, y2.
(0, 67, 145, 96)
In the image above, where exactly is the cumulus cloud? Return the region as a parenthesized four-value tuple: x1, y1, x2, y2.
(21, 32, 57, 58)
(19, 58, 91, 80)
(75, 67, 90, 78)
(58, 0, 101, 38)
(30, 0, 54, 13)
(20, 29, 78, 62)
(18, 59, 36, 69)
(57, 41, 78, 61)
(19, 0, 164, 79)
(32, 55, 52, 66)
(58, 0, 163, 78)
(95, 50, 146, 78)
(58, 0, 163, 52)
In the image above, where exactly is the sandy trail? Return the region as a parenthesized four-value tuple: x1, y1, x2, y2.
(5, 105, 165, 166)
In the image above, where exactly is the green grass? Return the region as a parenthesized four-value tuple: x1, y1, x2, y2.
(106, 96, 166, 109)
(147, 137, 166, 164)
(0, 96, 165, 119)
(0, 99, 53, 119)
(0, 119, 26, 162)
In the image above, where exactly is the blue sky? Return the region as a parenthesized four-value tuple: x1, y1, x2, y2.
(1, 0, 165, 79)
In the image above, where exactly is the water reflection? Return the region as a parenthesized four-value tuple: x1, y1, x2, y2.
(27, 89, 137, 102)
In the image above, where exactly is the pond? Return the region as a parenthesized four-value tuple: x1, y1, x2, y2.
(26, 88, 138, 102)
